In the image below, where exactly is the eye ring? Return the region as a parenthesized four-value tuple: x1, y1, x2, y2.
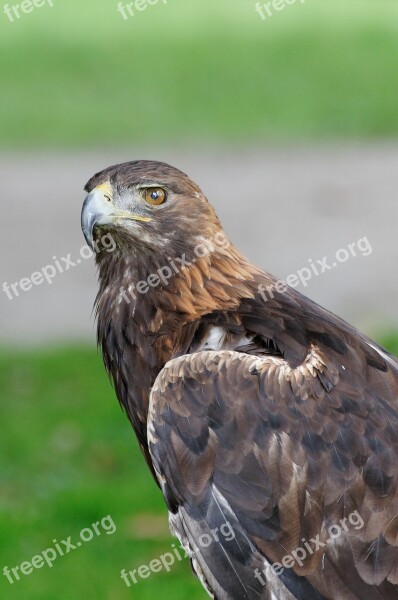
(144, 188, 167, 206)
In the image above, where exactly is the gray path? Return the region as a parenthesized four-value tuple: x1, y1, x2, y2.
(1, 143, 397, 346)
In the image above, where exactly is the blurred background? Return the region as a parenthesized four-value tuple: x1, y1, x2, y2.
(1, 1, 398, 598)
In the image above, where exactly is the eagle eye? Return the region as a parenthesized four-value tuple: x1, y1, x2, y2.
(144, 188, 167, 206)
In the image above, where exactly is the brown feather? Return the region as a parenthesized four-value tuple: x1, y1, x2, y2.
(83, 160, 398, 600)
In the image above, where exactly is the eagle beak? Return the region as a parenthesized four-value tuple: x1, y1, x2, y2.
(81, 183, 151, 249)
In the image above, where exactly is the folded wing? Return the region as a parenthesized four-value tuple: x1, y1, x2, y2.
(148, 349, 398, 599)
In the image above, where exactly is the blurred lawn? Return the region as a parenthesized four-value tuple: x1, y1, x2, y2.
(0, 347, 204, 600)
(1, 0, 398, 148)
(1, 335, 398, 599)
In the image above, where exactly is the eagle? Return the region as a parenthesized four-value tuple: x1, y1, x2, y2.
(81, 160, 398, 600)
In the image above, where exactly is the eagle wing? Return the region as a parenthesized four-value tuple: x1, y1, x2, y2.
(148, 347, 398, 600)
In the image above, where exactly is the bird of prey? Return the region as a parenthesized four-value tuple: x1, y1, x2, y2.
(81, 160, 398, 600)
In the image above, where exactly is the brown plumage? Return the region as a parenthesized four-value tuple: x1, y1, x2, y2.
(81, 160, 398, 600)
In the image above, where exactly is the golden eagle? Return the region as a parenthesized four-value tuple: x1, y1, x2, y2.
(81, 160, 398, 600)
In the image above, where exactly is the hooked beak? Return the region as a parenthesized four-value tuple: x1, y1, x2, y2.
(81, 182, 151, 249)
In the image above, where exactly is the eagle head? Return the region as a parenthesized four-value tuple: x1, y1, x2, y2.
(81, 160, 222, 257)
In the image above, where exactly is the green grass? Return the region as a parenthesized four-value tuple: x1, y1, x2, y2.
(0, 347, 205, 600)
(1, 0, 398, 148)
(1, 335, 398, 599)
